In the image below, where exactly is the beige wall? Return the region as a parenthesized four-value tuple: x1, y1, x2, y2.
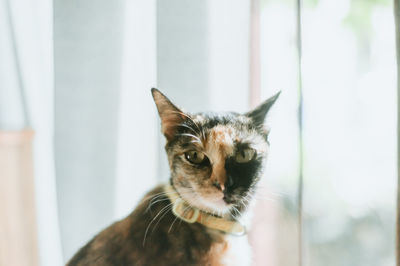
(0, 130, 38, 266)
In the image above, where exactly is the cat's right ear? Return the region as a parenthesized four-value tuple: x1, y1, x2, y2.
(245, 91, 281, 127)
(151, 88, 186, 141)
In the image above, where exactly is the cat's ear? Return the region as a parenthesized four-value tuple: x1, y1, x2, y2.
(245, 91, 281, 126)
(151, 88, 186, 141)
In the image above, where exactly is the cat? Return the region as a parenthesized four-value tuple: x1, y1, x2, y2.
(67, 88, 280, 266)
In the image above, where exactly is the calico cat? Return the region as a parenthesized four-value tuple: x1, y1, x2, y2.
(67, 88, 279, 266)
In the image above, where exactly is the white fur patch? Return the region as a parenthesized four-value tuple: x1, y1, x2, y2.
(221, 235, 252, 266)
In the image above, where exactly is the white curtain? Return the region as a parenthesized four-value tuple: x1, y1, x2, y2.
(1, 0, 251, 265)
(53, 0, 158, 262)
(0, 0, 63, 265)
(1, 0, 157, 264)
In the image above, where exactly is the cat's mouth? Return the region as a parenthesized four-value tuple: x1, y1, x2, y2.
(223, 193, 237, 204)
(174, 186, 224, 214)
(173, 183, 247, 217)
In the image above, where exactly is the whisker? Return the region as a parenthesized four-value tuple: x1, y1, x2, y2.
(144, 191, 179, 213)
(178, 123, 200, 136)
(177, 205, 194, 228)
(165, 110, 205, 140)
(151, 204, 174, 234)
(141, 192, 167, 206)
(176, 133, 202, 143)
(146, 198, 170, 213)
(143, 203, 173, 246)
(168, 205, 191, 233)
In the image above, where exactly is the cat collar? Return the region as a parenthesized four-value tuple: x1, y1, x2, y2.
(164, 185, 246, 236)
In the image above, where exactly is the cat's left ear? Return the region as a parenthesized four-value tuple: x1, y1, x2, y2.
(245, 91, 281, 126)
(151, 88, 186, 141)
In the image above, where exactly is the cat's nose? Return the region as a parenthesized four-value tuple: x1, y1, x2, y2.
(222, 176, 235, 203)
(213, 181, 225, 192)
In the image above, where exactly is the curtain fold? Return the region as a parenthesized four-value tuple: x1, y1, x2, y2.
(54, 0, 159, 261)
(53, 0, 123, 260)
(395, 0, 400, 264)
(114, 0, 158, 219)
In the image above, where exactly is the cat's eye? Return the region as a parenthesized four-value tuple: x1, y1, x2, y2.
(235, 148, 256, 163)
(184, 151, 207, 164)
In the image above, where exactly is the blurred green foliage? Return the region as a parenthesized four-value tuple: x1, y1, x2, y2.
(344, 0, 390, 37)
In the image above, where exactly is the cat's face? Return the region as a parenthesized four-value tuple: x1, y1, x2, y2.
(152, 89, 279, 216)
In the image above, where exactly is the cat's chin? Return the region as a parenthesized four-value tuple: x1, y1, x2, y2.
(195, 196, 232, 216)
(184, 193, 232, 216)
(174, 185, 231, 215)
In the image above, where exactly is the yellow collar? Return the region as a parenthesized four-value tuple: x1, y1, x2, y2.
(164, 185, 246, 236)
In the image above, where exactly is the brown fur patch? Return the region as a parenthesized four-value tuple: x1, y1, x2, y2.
(152, 89, 185, 140)
(211, 160, 227, 188)
(207, 125, 234, 156)
(206, 240, 229, 266)
(204, 125, 235, 186)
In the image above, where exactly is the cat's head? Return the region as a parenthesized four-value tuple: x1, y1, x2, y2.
(152, 88, 279, 217)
